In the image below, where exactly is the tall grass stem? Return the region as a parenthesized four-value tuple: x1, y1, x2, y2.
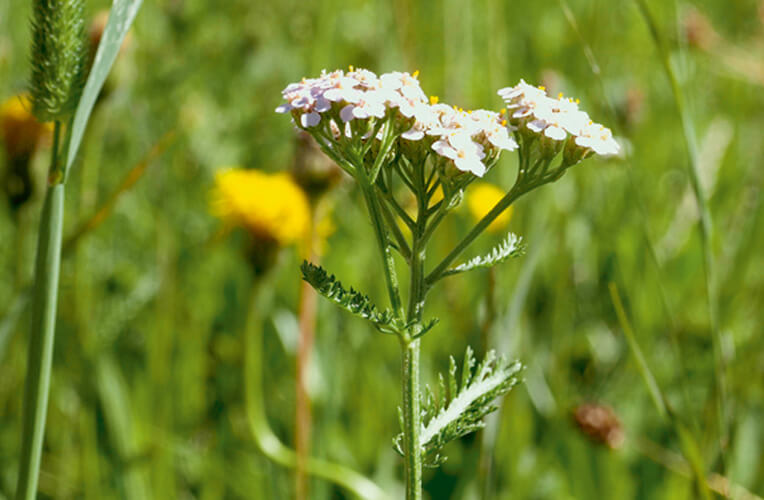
(634, 0, 728, 469)
(15, 121, 65, 500)
(609, 282, 712, 500)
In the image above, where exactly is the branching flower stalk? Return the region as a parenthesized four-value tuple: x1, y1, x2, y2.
(276, 68, 619, 498)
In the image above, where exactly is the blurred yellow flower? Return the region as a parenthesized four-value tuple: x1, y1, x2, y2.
(1, 94, 51, 157)
(466, 182, 512, 232)
(210, 168, 310, 246)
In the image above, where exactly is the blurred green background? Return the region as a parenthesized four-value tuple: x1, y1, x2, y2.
(1, 0, 763, 498)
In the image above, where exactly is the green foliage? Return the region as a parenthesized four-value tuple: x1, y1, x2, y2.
(2, 0, 763, 497)
(29, 0, 87, 122)
(301, 261, 401, 335)
(64, 0, 143, 181)
(394, 347, 523, 467)
(442, 232, 525, 278)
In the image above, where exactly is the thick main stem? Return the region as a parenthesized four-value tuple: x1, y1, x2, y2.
(16, 122, 64, 500)
(400, 175, 428, 500)
(400, 338, 422, 500)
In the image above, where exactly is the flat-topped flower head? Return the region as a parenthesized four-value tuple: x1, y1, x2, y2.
(276, 68, 429, 131)
(497, 81, 619, 163)
(404, 105, 517, 177)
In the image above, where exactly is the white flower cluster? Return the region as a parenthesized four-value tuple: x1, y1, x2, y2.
(276, 68, 428, 128)
(497, 80, 619, 157)
(276, 68, 517, 177)
(408, 104, 518, 176)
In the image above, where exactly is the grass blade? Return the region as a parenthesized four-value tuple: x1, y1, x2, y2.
(609, 282, 712, 500)
(64, 0, 143, 181)
(633, 0, 729, 470)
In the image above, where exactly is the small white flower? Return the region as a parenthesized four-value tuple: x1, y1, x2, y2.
(469, 110, 518, 151)
(575, 122, 620, 156)
(432, 132, 487, 176)
(352, 93, 387, 120)
(498, 80, 548, 109)
(323, 76, 364, 103)
(380, 71, 427, 102)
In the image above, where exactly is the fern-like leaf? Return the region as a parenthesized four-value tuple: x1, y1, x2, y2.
(301, 261, 401, 335)
(394, 346, 523, 466)
(443, 232, 525, 278)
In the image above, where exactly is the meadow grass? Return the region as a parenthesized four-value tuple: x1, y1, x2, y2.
(1, 0, 763, 498)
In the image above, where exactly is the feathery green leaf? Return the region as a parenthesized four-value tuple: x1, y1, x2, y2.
(301, 261, 401, 335)
(442, 232, 525, 278)
(394, 346, 523, 466)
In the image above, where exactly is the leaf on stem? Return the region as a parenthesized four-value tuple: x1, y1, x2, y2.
(64, 0, 143, 181)
(394, 346, 523, 467)
(441, 232, 525, 278)
(301, 261, 401, 335)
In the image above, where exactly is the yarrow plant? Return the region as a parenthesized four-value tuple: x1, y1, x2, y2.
(275, 67, 618, 498)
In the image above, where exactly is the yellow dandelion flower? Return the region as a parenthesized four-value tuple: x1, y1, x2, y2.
(466, 182, 513, 232)
(210, 168, 310, 246)
(1, 94, 51, 157)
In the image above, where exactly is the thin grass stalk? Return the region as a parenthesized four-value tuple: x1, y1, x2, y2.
(609, 282, 712, 500)
(633, 0, 728, 468)
(63, 130, 175, 253)
(296, 207, 320, 500)
(15, 121, 65, 500)
(635, 439, 764, 500)
(243, 279, 389, 500)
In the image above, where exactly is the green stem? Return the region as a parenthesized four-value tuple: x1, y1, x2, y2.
(609, 282, 712, 500)
(400, 338, 422, 500)
(400, 166, 429, 500)
(634, 0, 728, 468)
(426, 181, 526, 284)
(16, 121, 65, 500)
(355, 164, 405, 321)
(243, 281, 388, 500)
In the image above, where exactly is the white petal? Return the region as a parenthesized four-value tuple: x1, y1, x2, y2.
(454, 155, 486, 177)
(301, 111, 321, 127)
(340, 104, 356, 122)
(432, 140, 457, 159)
(401, 128, 424, 141)
(544, 125, 567, 141)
